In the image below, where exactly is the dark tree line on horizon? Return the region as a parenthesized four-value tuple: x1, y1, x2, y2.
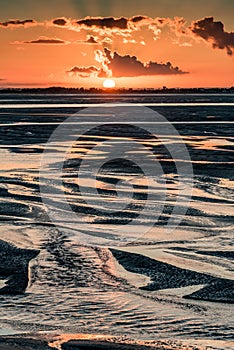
(0, 86, 233, 94)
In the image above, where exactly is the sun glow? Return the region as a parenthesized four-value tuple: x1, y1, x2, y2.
(103, 79, 116, 88)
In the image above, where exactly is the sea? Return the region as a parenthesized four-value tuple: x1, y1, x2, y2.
(0, 93, 233, 349)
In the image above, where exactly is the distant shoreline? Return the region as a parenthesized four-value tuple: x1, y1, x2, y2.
(0, 87, 234, 94)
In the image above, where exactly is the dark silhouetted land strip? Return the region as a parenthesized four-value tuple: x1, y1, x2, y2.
(0, 87, 234, 94)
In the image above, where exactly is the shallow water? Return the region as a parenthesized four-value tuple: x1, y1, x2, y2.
(0, 93, 233, 346)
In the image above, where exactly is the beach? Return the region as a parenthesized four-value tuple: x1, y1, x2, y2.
(0, 93, 233, 348)
(0, 333, 234, 350)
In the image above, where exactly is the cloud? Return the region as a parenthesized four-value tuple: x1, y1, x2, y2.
(0, 19, 36, 27)
(130, 16, 148, 23)
(179, 42, 192, 47)
(95, 49, 112, 76)
(101, 37, 113, 46)
(100, 49, 187, 77)
(85, 36, 98, 44)
(67, 66, 100, 78)
(76, 16, 128, 29)
(74, 36, 99, 45)
(191, 17, 234, 56)
(70, 47, 187, 79)
(12, 37, 69, 45)
(0, 16, 168, 35)
(123, 38, 137, 44)
(97, 69, 109, 78)
(49, 15, 166, 36)
(2, 15, 233, 57)
(52, 18, 67, 26)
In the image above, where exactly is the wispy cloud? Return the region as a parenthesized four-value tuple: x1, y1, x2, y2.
(67, 66, 100, 78)
(0, 19, 37, 27)
(12, 37, 69, 45)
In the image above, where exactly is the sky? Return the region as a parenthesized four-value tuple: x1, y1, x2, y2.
(0, 0, 234, 88)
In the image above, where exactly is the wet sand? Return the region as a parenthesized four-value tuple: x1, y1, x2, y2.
(0, 93, 233, 346)
(0, 240, 39, 294)
(111, 248, 234, 303)
(1, 333, 233, 350)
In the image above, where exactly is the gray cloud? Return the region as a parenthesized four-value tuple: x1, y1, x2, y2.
(53, 18, 67, 26)
(67, 66, 100, 77)
(130, 16, 148, 23)
(14, 35, 98, 46)
(25, 38, 68, 44)
(2, 15, 233, 58)
(69, 48, 187, 79)
(0, 19, 36, 27)
(86, 36, 98, 44)
(74, 36, 99, 45)
(191, 17, 234, 56)
(12, 37, 68, 45)
(76, 16, 128, 29)
(102, 49, 187, 77)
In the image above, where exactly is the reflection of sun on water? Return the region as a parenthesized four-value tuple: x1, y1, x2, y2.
(103, 79, 116, 88)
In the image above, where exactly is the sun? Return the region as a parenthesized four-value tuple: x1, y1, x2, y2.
(103, 78, 116, 89)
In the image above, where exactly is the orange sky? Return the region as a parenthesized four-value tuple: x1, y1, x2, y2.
(0, 0, 233, 88)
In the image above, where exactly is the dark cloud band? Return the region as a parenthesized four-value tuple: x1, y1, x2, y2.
(76, 16, 128, 29)
(25, 38, 67, 44)
(103, 49, 187, 77)
(191, 17, 234, 56)
(68, 48, 187, 79)
(0, 19, 35, 27)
